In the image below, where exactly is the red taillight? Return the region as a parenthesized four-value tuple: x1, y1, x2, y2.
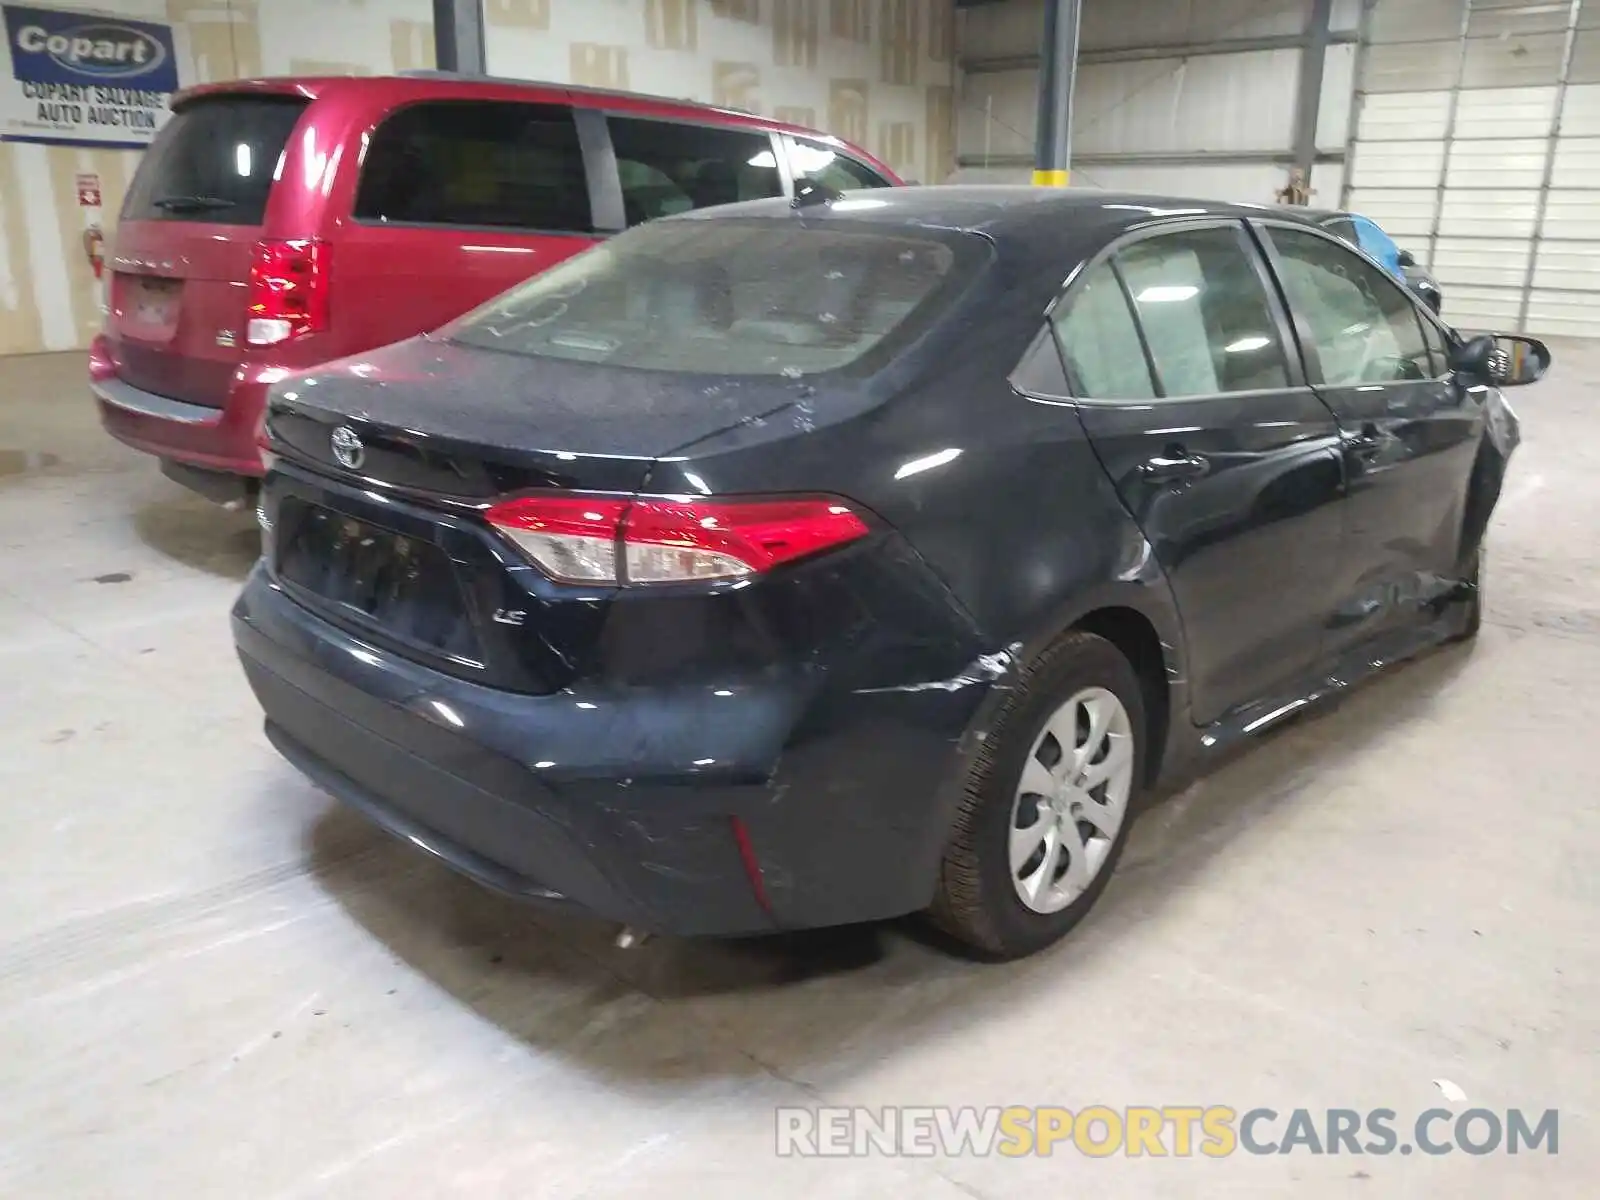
(245, 239, 328, 347)
(483, 495, 870, 586)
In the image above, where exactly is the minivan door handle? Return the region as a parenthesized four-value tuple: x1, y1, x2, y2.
(1139, 448, 1210, 482)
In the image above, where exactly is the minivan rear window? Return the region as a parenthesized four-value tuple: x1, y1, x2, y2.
(448, 218, 984, 377)
(122, 96, 308, 225)
(354, 101, 592, 233)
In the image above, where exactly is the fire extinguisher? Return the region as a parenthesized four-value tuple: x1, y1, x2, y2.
(82, 224, 105, 280)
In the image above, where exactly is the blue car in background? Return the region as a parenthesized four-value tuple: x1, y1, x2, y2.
(1309, 209, 1443, 315)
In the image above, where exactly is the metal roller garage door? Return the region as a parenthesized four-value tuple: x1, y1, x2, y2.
(1345, 0, 1600, 335)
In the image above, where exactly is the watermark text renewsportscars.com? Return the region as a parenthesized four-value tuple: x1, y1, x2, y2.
(776, 1106, 1559, 1158)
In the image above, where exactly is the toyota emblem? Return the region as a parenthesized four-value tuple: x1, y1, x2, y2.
(330, 425, 365, 470)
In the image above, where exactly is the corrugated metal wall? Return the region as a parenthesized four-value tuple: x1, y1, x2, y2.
(1346, 0, 1600, 335)
(955, 0, 1362, 203)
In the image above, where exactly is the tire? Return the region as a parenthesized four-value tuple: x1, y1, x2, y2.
(929, 631, 1148, 960)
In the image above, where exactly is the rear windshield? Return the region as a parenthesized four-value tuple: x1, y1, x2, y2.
(448, 218, 983, 376)
(122, 96, 308, 225)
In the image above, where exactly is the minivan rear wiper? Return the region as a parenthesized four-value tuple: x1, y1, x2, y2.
(150, 194, 237, 213)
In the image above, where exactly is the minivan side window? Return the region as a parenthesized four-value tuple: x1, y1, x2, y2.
(1050, 263, 1156, 399)
(1114, 227, 1291, 397)
(608, 117, 782, 226)
(786, 137, 893, 191)
(1268, 226, 1432, 387)
(354, 101, 592, 232)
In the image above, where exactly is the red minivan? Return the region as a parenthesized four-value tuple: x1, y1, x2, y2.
(91, 73, 899, 505)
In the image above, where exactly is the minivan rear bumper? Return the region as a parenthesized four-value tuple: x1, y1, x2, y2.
(233, 561, 989, 937)
(92, 335, 273, 479)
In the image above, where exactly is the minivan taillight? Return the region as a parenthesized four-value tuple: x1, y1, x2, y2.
(484, 495, 870, 585)
(245, 239, 328, 347)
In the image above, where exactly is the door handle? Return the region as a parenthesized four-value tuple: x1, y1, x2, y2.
(1139, 449, 1210, 482)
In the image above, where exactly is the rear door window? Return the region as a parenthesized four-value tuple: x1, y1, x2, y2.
(608, 117, 782, 225)
(122, 95, 308, 225)
(1051, 263, 1156, 399)
(786, 137, 893, 191)
(354, 101, 593, 232)
(1115, 226, 1291, 397)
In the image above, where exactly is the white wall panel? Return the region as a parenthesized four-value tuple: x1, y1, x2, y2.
(1318, 43, 1358, 151)
(1355, 91, 1454, 140)
(960, 0, 1334, 59)
(1452, 87, 1557, 139)
(1532, 242, 1600, 292)
(1561, 84, 1600, 135)
(956, 50, 1304, 162)
(1079, 0, 1309, 52)
(1369, 0, 1463, 45)
(1444, 140, 1550, 189)
(1437, 191, 1540, 238)
(1064, 164, 1287, 202)
(1349, 140, 1449, 188)
(1310, 160, 1349, 207)
(1436, 285, 1524, 329)
(1074, 50, 1300, 155)
(1524, 292, 1600, 336)
(1345, 187, 1439, 236)
(1362, 40, 1462, 91)
(947, 167, 1032, 185)
(1551, 137, 1600, 186)
(958, 69, 1038, 162)
(958, 0, 1049, 61)
(1431, 238, 1533, 288)
(1541, 190, 1600, 239)
(1347, 3, 1600, 336)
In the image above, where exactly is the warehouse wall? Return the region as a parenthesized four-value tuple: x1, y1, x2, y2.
(1346, 0, 1600, 336)
(482, 0, 956, 185)
(0, 0, 957, 358)
(954, 0, 1361, 205)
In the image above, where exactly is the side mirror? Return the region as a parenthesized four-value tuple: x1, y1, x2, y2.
(1453, 333, 1552, 387)
(1397, 249, 1417, 268)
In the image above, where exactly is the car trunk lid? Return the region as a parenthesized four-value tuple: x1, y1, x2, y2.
(262, 336, 819, 694)
(265, 334, 813, 497)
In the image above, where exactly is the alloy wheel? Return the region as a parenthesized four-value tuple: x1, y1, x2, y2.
(1008, 686, 1135, 914)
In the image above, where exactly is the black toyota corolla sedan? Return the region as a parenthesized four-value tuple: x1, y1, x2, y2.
(235, 187, 1542, 960)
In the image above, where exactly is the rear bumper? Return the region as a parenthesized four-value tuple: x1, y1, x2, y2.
(234, 564, 990, 936)
(92, 335, 270, 478)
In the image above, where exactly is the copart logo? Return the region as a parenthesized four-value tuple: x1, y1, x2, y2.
(12, 21, 167, 81)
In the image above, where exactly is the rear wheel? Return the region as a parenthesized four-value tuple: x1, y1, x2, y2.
(929, 632, 1147, 960)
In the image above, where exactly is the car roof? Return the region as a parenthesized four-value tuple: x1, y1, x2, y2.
(171, 72, 842, 142)
(674, 185, 1301, 244)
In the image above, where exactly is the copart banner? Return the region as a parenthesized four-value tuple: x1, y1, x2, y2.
(1, 2, 184, 149)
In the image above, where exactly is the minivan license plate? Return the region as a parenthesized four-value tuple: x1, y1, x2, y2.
(131, 278, 180, 327)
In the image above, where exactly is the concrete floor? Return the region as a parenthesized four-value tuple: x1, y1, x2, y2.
(2, 349, 1597, 1198)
